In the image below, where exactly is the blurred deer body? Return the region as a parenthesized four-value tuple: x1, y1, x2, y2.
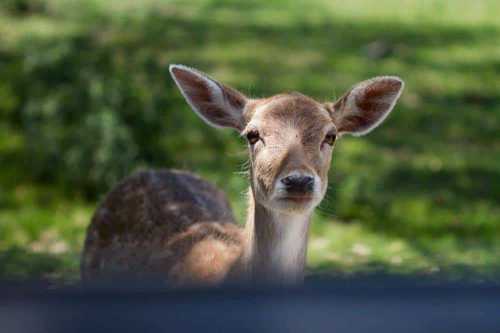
(81, 65, 404, 285)
(81, 169, 242, 285)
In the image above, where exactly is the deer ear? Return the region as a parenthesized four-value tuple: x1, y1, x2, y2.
(169, 64, 248, 131)
(329, 76, 404, 136)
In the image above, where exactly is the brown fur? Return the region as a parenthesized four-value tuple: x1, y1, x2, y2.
(81, 169, 242, 285)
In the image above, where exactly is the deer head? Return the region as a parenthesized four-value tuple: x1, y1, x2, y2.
(169, 65, 404, 217)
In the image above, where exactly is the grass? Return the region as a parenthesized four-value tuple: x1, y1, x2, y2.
(1, 0, 499, 283)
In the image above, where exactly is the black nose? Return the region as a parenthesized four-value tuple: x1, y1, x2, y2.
(281, 175, 315, 194)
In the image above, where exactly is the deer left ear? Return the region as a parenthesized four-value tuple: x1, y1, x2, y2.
(328, 76, 404, 136)
(169, 64, 248, 131)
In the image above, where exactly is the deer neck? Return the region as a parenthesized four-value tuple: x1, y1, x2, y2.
(241, 188, 312, 284)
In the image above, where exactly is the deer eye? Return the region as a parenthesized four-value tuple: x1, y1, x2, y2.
(246, 130, 260, 145)
(323, 132, 337, 146)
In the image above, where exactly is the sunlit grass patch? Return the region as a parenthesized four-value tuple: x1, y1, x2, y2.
(308, 217, 500, 279)
(308, 218, 434, 276)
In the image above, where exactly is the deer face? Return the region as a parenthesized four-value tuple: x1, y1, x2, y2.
(241, 95, 334, 213)
(170, 65, 404, 214)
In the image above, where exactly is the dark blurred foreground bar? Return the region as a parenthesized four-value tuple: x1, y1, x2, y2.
(1, 277, 500, 333)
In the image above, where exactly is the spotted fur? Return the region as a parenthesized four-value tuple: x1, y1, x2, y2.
(81, 170, 241, 285)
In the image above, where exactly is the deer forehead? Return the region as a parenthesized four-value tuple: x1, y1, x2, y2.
(244, 94, 333, 138)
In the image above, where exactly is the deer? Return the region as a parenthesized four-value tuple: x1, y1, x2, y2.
(81, 64, 404, 286)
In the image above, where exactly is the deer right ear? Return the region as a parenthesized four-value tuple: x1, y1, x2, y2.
(329, 76, 404, 136)
(169, 64, 248, 131)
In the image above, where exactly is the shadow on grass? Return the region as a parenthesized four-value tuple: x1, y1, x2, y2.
(0, 247, 79, 282)
(310, 259, 500, 282)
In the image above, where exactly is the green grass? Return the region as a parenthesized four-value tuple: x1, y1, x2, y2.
(1, 0, 499, 283)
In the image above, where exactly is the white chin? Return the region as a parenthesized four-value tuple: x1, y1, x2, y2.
(269, 196, 319, 214)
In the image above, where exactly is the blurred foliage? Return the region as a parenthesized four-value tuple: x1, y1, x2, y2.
(1, 28, 232, 195)
(0, 0, 499, 282)
(1, 0, 47, 15)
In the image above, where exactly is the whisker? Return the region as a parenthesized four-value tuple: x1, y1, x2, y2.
(315, 183, 340, 219)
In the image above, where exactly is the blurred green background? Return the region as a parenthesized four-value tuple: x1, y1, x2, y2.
(1, 0, 499, 283)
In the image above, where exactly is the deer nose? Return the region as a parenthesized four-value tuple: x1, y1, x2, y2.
(280, 174, 315, 194)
